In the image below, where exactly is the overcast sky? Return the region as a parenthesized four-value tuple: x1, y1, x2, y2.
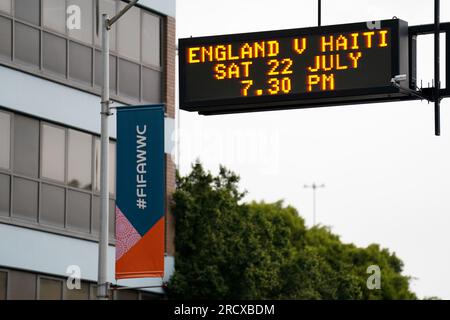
(176, 0, 450, 299)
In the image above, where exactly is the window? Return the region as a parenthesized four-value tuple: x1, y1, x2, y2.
(95, 0, 117, 51)
(68, 0, 93, 44)
(141, 292, 158, 300)
(14, 115, 40, 178)
(69, 42, 92, 85)
(64, 281, 89, 300)
(41, 124, 66, 182)
(117, 3, 140, 61)
(142, 12, 160, 67)
(14, 22, 40, 67)
(68, 129, 92, 190)
(0, 2, 163, 104)
(0, 174, 10, 217)
(12, 177, 39, 222)
(67, 190, 91, 233)
(43, 0, 66, 34)
(142, 67, 161, 103)
(43, 32, 67, 76)
(41, 184, 65, 227)
(0, 271, 6, 300)
(39, 278, 63, 300)
(0, 16, 12, 59)
(15, 0, 40, 25)
(8, 270, 36, 300)
(0, 111, 10, 169)
(93, 139, 116, 195)
(119, 58, 140, 99)
(115, 290, 139, 300)
(94, 51, 117, 92)
(0, 0, 11, 15)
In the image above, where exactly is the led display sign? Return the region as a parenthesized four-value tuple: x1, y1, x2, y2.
(179, 19, 409, 115)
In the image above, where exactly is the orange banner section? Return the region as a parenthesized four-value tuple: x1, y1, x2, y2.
(116, 217, 165, 279)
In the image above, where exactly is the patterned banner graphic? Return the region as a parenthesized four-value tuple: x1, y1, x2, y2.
(115, 105, 165, 279)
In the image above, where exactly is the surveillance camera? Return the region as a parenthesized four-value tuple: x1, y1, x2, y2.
(392, 74, 407, 83)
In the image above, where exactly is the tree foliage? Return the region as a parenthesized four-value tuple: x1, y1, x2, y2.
(168, 162, 416, 300)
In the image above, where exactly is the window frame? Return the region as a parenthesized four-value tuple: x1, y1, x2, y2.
(0, 108, 118, 244)
(0, 109, 12, 172)
(0, 269, 9, 300)
(42, 30, 68, 78)
(0, 1, 163, 106)
(37, 275, 64, 300)
(40, 122, 67, 185)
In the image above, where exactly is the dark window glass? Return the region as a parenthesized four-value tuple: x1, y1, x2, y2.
(41, 184, 65, 227)
(0, 17, 12, 59)
(118, 58, 140, 99)
(142, 12, 160, 67)
(0, 0, 11, 15)
(69, 41, 92, 85)
(67, 190, 91, 233)
(68, 129, 92, 190)
(15, 0, 40, 25)
(39, 278, 62, 300)
(0, 271, 6, 300)
(68, 0, 93, 44)
(115, 290, 139, 300)
(8, 270, 36, 300)
(141, 292, 158, 300)
(0, 174, 10, 217)
(14, 22, 40, 67)
(12, 177, 38, 222)
(95, 0, 117, 51)
(43, 0, 66, 34)
(14, 115, 40, 178)
(43, 32, 67, 76)
(64, 281, 89, 300)
(41, 124, 66, 182)
(94, 51, 116, 92)
(0, 111, 10, 168)
(142, 67, 161, 103)
(117, 3, 140, 61)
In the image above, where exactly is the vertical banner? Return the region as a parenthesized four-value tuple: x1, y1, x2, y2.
(115, 105, 165, 279)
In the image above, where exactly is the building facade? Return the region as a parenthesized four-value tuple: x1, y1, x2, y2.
(0, 0, 176, 299)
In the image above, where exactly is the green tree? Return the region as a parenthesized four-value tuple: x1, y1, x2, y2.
(168, 162, 416, 300)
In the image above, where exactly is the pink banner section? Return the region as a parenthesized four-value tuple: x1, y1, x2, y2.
(116, 207, 142, 261)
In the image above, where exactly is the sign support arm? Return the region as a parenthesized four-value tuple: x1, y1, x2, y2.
(434, 0, 441, 136)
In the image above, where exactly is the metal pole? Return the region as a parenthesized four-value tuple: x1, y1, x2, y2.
(434, 0, 440, 136)
(318, 0, 321, 27)
(304, 183, 325, 227)
(97, 1, 140, 300)
(98, 13, 110, 300)
(109, 0, 139, 27)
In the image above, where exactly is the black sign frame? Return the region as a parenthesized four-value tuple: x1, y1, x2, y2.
(179, 19, 410, 115)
